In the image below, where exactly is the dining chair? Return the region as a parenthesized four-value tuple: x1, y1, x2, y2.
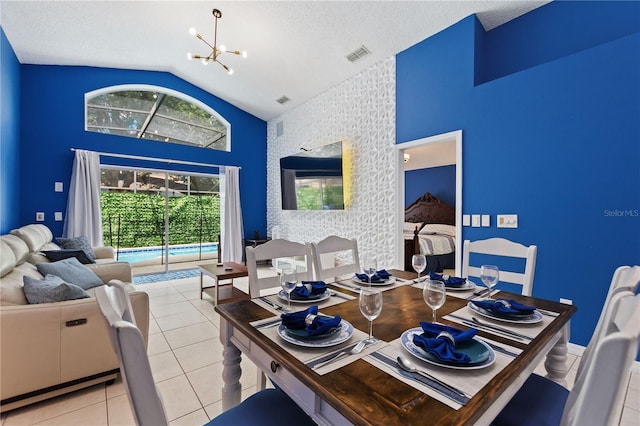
(245, 238, 314, 298)
(95, 282, 315, 426)
(461, 238, 537, 296)
(576, 265, 640, 379)
(491, 291, 640, 426)
(311, 235, 361, 283)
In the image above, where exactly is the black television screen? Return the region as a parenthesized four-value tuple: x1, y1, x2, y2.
(280, 141, 344, 210)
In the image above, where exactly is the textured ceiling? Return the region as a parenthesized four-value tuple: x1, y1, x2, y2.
(1, 1, 549, 121)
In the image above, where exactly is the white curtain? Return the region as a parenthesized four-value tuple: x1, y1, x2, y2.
(222, 166, 244, 263)
(62, 150, 103, 246)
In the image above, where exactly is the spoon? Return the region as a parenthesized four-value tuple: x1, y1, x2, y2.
(396, 356, 468, 398)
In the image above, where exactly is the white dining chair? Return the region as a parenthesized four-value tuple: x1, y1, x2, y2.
(491, 291, 640, 426)
(311, 235, 361, 283)
(461, 238, 537, 296)
(576, 265, 640, 379)
(245, 239, 314, 298)
(95, 283, 315, 426)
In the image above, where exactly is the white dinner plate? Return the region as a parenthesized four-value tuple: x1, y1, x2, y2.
(444, 281, 475, 291)
(400, 327, 496, 370)
(351, 275, 397, 286)
(467, 301, 544, 324)
(278, 289, 331, 303)
(277, 320, 354, 348)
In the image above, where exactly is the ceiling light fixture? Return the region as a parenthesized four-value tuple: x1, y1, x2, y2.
(187, 8, 247, 75)
(404, 153, 411, 163)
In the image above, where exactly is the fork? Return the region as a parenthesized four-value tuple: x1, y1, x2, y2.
(312, 340, 367, 369)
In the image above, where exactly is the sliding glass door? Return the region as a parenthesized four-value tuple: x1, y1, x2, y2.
(100, 166, 220, 272)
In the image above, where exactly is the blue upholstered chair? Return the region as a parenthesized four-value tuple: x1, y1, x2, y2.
(491, 291, 640, 426)
(95, 282, 315, 426)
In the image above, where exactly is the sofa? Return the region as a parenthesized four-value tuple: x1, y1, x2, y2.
(0, 226, 149, 412)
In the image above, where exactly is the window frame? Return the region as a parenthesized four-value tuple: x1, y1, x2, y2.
(84, 84, 231, 152)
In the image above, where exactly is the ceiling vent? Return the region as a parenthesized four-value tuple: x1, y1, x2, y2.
(276, 96, 290, 104)
(346, 45, 371, 63)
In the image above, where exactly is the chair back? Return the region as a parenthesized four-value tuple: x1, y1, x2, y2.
(561, 292, 640, 426)
(461, 238, 537, 296)
(95, 283, 169, 426)
(245, 239, 313, 298)
(311, 236, 361, 283)
(576, 265, 640, 378)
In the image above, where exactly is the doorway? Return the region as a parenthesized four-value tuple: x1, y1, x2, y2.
(395, 130, 462, 276)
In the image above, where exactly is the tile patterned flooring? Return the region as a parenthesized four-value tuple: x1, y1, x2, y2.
(1, 269, 639, 425)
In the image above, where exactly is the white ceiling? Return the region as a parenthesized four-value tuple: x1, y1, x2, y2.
(0, 1, 548, 122)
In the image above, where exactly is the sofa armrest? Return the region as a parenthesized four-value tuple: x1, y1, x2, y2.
(93, 246, 115, 260)
(86, 261, 132, 283)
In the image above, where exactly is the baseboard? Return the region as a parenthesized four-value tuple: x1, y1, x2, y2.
(569, 342, 640, 373)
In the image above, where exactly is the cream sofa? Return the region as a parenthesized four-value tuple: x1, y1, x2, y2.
(0, 228, 149, 412)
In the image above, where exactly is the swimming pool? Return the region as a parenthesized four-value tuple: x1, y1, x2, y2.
(117, 243, 218, 264)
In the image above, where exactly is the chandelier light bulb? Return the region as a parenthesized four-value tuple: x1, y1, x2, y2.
(227, 68, 234, 75)
(187, 52, 193, 60)
(219, 45, 226, 53)
(189, 27, 196, 36)
(242, 51, 247, 58)
(202, 58, 208, 65)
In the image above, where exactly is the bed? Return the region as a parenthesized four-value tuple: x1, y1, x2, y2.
(403, 192, 456, 273)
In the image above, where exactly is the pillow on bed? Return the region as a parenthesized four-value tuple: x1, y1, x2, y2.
(419, 224, 456, 237)
(403, 222, 423, 233)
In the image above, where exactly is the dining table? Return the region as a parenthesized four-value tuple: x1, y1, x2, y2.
(214, 269, 576, 425)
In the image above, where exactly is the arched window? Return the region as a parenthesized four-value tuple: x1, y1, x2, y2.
(85, 85, 230, 151)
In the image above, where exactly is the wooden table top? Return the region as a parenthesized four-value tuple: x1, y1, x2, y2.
(215, 270, 576, 425)
(199, 262, 248, 279)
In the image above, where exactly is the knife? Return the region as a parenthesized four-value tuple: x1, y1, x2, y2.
(447, 314, 531, 341)
(254, 318, 282, 329)
(370, 352, 469, 405)
(259, 297, 283, 310)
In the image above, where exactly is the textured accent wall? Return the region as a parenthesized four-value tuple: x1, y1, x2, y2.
(266, 57, 396, 267)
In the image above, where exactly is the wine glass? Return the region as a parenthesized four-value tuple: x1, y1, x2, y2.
(480, 265, 500, 297)
(280, 268, 298, 312)
(423, 279, 446, 323)
(359, 288, 383, 343)
(363, 255, 378, 286)
(412, 254, 427, 283)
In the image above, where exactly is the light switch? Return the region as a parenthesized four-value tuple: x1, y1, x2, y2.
(55, 182, 63, 192)
(497, 214, 518, 228)
(55, 212, 63, 221)
(471, 215, 481, 227)
(481, 215, 490, 227)
(462, 214, 470, 226)
(36, 212, 45, 221)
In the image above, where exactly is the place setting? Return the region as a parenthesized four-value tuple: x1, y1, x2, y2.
(254, 269, 355, 314)
(333, 256, 405, 293)
(252, 293, 384, 375)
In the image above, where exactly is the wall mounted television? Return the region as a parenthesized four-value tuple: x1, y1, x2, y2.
(280, 141, 345, 210)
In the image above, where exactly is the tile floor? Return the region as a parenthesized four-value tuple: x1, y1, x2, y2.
(1, 267, 639, 425)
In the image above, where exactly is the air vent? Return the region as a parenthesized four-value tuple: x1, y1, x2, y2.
(346, 45, 371, 63)
(276, 96, 290, 105)
(276, 121, 284, 137)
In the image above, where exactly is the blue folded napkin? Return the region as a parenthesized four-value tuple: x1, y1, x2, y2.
(412, 322, 477, 364)
(280, 305, 341, 336)
(429, 272, 466, 287)
(356, 269, 391, 283)
(291, 281, 327, 299)
(471, 298, 536, 316)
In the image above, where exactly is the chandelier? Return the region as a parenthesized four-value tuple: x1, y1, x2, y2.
(187, 8, 247, 75)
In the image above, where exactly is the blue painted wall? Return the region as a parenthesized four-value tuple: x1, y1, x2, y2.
(396, 2, 640, 347)
(405, 165, 456, 208)
(0, 28, 21, 233)
(17, 65, 267, 239)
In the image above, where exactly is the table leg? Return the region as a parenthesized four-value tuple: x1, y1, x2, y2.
(200, 272, 204, 299)
(219, 317, 242, 410)
(544, 321, 570, 387)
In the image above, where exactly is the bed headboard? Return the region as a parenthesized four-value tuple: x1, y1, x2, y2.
(404, 192, 455, 225)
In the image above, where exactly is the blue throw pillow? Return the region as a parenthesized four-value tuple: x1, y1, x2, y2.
(57, 236, 96, 261)
(42, 249, 95, 264)
(23, 274, 91, 304)
(36, 257, 103, 290)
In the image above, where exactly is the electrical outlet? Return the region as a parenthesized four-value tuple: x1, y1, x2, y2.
(560, 298, 573, 305)
(36, 212, 45, 221)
